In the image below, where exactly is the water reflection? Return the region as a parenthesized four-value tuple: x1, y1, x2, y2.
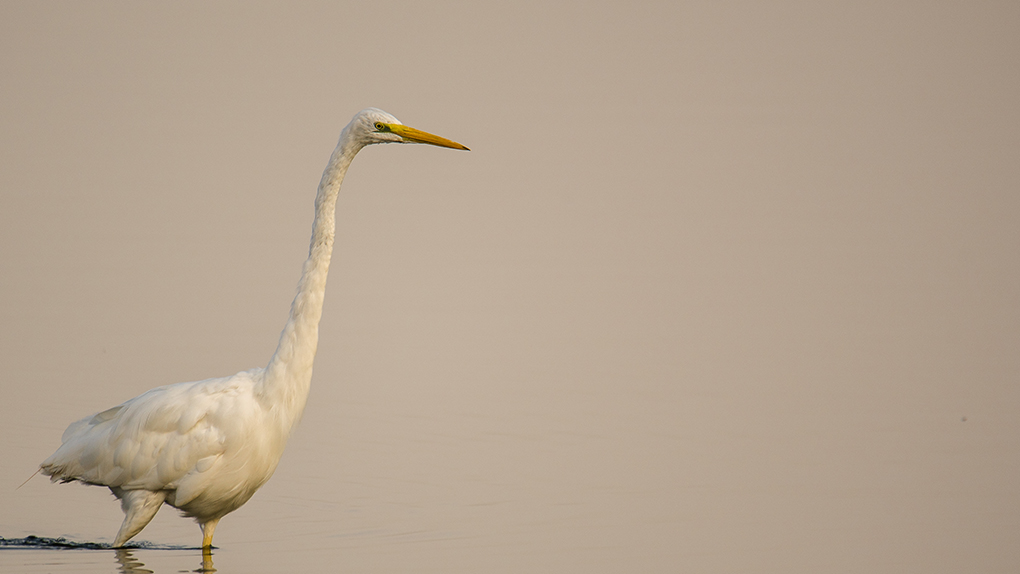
(114, 548, 215, 573)
(114, 549, 153, 574)
(199, 549, 216, 573)
(0, 537, 213, 573)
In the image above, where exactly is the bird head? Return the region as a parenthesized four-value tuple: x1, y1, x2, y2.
(345, 108, 469, 151)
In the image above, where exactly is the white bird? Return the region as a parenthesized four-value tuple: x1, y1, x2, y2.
(40, 108, 468, 549)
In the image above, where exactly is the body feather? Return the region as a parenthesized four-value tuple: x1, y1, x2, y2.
(41, 368, 283, 520)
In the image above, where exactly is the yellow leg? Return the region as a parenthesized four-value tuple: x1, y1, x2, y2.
(200, 518, 220, 549)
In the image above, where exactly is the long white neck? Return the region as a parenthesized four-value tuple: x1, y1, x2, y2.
(258, 129, 363, 425)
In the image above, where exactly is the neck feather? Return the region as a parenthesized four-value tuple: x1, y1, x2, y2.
(258, 134, 362, 417)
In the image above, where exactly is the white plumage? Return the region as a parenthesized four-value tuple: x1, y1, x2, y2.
(40, 108, 468, 549)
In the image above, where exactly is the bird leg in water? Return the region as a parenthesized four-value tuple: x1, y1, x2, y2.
(201, 518, 220, 549)
(112, 489, 167, 547)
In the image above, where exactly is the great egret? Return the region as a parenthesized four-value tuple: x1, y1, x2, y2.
(40, 108, 468, 549)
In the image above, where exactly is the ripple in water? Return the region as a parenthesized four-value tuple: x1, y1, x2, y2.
(0, 535, 198, 551)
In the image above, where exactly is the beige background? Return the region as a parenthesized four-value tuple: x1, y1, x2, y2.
(1, 2, 1018, 573)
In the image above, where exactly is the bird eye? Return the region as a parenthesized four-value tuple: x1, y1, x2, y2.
(374, 122, 388, 132)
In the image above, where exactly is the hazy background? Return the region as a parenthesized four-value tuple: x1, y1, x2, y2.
(1, 2, 1018, 573)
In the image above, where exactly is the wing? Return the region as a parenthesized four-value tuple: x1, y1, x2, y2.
(40, 369, 264, 495)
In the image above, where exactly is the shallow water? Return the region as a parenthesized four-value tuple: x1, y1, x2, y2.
(0, 538, 210, 573)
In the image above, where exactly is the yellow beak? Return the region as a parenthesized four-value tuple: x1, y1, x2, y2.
(384, 123, 470, 151)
